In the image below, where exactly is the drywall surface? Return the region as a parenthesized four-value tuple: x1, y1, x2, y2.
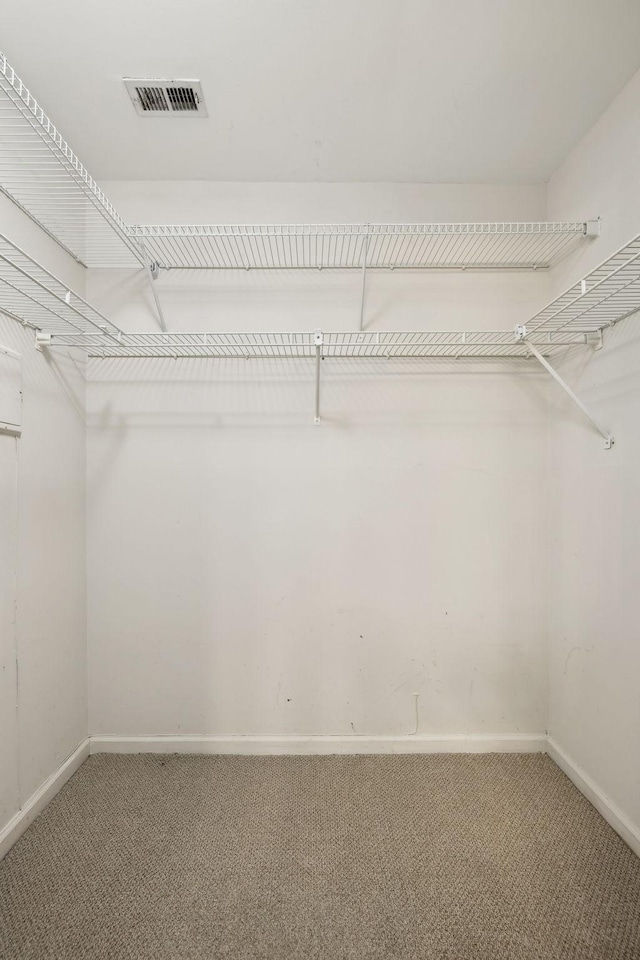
(546, 66, 640, 838)
(548, 65, 640, 294)
(104, 180, 547, 223)
(87, 182, 550, 739)
(0, 203, 87, 837)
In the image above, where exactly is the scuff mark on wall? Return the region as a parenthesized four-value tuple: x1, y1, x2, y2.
(563, 645, 593, 675)
(411, 692, 420, 736)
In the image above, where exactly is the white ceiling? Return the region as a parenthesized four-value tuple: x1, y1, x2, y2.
(3, 0, 640, 183)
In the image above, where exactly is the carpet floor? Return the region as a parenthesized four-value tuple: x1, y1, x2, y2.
(0, 754, 639, 959)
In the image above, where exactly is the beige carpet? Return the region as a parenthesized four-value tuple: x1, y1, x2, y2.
(0, 754, 639, 959)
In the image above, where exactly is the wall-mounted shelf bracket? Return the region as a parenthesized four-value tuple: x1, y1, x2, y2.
(139, 243, 167, 333)
(515, 324, 614, 448)
(314, 329, 323, 424)
(34, 329, 51, 352)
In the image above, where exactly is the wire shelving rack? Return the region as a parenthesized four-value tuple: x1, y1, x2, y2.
(0, 51, 636, 443)
(1, 224, 638, 359)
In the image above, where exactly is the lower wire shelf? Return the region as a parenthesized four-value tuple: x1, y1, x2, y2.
(50, 328, 598, 359)
(49, 328, 612, 442)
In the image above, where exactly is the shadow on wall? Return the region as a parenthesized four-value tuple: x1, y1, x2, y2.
(85, 355, 550, 429)
(87, 266, 547, 335)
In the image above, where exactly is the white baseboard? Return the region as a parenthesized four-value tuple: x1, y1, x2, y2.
(547, 737, 640, 858)
(0, 738, 90, 861)
(90, 733, 546, 756)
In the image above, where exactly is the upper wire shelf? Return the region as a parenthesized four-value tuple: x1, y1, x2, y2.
(0, 52, 142, 268)
(131, 221, 595, 271)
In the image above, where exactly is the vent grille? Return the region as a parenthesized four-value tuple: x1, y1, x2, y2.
(136, 87, 170, 112)
(124, 79, 207, 116)
(166, 87, 198, 111)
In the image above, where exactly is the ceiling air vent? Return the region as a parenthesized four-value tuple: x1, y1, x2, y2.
(123, 79, 208, 117)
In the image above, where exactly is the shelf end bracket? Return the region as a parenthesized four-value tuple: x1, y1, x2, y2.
(34, 330, 51, 352)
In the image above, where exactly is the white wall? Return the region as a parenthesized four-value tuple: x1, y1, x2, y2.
(0, 199, 87, 837)
(546, 67, 640, 838)
(87, 182, 551, 740)
(104, 181, 547, 223)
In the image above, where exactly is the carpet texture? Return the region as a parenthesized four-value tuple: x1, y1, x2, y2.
(0, 754, 639, 959)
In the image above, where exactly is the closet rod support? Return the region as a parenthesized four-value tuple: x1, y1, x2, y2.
(516, 327, 614, 448)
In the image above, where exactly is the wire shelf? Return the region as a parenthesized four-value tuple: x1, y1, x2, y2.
(49, 329, 597, 360)
(131, 221, 594, 271)
(526, 232, 640, 335)
(0, 232, 122, 338)
(0, 52, 142, 268)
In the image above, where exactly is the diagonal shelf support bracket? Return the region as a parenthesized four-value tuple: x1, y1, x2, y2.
(359, 234, 369, 331)
(515, 325, 614, 448)
(314, 329, 323, 424)
(139, 242, 167, 333)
